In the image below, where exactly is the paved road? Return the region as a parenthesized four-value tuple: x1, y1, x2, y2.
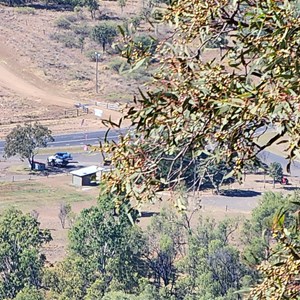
(1, 127, 299, 177)
(0, 128, 128, 153)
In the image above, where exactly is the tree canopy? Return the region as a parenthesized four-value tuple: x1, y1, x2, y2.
(98, 0, 300, 212)
(4, 123, 54, 170)
(0, 209, 51, 299)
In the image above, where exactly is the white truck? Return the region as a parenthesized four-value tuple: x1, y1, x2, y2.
(47, 152, 73, 167)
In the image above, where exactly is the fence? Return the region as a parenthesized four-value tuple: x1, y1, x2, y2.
(94, 101, 119, 111)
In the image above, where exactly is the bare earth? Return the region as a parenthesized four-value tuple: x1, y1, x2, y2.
(0, 4, 139, 138)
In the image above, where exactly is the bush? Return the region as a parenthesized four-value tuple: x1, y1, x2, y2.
(50, 33, 80, 48)
(134, 34, 158, 54)
(85, 50, 103, 62)
(65, 14, 78, 23)
(71, 24, 91, 36)
(108, 58, 129, 73)
(15, 7, 35, 14)
(90, 22, 118, 52)
(55, 16, 72, 29)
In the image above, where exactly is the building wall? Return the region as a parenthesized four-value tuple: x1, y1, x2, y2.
(72, 175, 83, 186)
(82, 175, 92, 186)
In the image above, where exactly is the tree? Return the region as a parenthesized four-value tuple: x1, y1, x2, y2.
(175, 217, 250, 300)
(14, 287, 45, 300)
(99, 0, 300, 211)
(248, 197, 300, 299)
(242, 192, 298, 267)
(44, 255, 97, 299)
(45, 189, 146, 299)
(0, 208, 52, 299)
(82, 0, 99, 19)
(118, 0, 126, 13)
(58, 202, 72, 229)
(268, 162, 283, 188)
(143, 209, 185, 291)
(68, 209, 145, 293)
(90, 23, 118, 52)
(4, 123, 54, 170)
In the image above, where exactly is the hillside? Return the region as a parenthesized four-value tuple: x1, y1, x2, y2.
(0, 2, 146, 137)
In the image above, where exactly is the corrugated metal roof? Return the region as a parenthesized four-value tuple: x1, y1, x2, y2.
(70, 165, 103, 177)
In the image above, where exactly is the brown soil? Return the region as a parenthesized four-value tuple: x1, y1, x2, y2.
(0, 3, 142, 138)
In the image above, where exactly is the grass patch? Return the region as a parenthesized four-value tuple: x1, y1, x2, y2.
(15, 7, 36, 14)
(0, 180, 95, 212)
(6, 164, 31, 174)
(38, 146, 87, 155)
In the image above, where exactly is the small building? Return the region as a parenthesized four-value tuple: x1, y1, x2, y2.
(33, 161, 46, 171)
(70, 165, 100, 186)
(70, 166, 112, 187)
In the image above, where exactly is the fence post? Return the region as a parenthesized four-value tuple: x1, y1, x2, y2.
(76, 109, 79, 116)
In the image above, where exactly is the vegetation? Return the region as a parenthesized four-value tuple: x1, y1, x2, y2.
(1, 190, 298, 299)
(1, 0, 300, 298)
(268, 162, 284, 188)
(90, 22, 118, 52)
(4, 123, 54, 170)
(99, 0, 300, 210)
(0, 209, 51, 299)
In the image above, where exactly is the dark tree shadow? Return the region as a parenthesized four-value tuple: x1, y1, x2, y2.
(220, 189, 262, 197)
(26, 3, 74, 11)
(282, 186, 300, 191)
(141, 211, 160, 218)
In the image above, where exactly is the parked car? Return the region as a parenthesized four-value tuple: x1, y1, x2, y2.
(55, 152, 73, 161)
(47, 152, 73, 167)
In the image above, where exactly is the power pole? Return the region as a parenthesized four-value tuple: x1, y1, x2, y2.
(95, 52, 100, 93)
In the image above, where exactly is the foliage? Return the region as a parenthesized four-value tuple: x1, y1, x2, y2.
(71, 24, 91, 37)
(249, 200, 300, 299)
(4, 123, 54, 170)
(118, 0, 126, 12)
(14, 287, 45, 300)
(175, 217, 250, 300)
(45, 191, 146, 298)
(206, 34, 228, 50)
(81, 0, 98, 19)
(198, 159, 234, 194)
(99, 0, 300, 212)
(15, 7, 36, 14)
(268, 162, 283, 187)
(55, 16, 72, 29)
(44, 255, 96, 299)
(242, 192, 298, 267)
(143, 209, 185, 290)
(58, 202, 72, 229)
(50, 32, 81, 48)
(90, 22, 118, 52)
(133, 35, 158, 55)
(108, 58, 129, 73)
(0, 209, 51, 299)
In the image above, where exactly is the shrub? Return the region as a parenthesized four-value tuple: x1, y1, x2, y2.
(55, 16, 72, 29)
(65, 14, 78, 23)
(134, 34, 158, 54)
(15, 7, 35, 14)
(50, 33, 80, 48)
(90, 22, 118, 52)
(108, 58, 129, 73)
(71, 24, 91, 36)
(85, 50, 103, 62)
